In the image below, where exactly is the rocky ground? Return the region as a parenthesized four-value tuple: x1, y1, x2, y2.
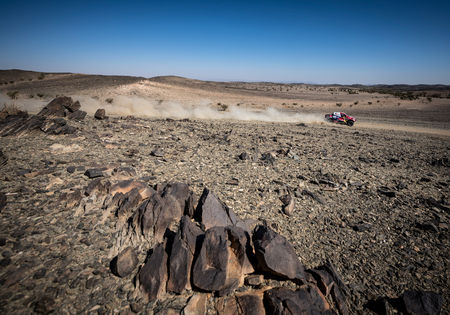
(0, 97, 448, 314)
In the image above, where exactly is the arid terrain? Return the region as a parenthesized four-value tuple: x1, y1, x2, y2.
(0, 70, 449, 314)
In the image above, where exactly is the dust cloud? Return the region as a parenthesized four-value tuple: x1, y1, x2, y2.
(73, 95, 325, 123)
(1, 93, 324, 124)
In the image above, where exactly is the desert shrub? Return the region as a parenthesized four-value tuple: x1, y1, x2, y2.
(336, 102, 342, 107)
(376, 100, 380, 103)
(1, 104, 21, 115)
(354, 101, 359, 105)
(28, 78, 33, 81)
(37, 93, 44, 98)
(7, 91, 19, 99)
(427, 97, 432, 102)
(105, 98, 114, 104)
(9, 81, 14, 84)
(29, 94, 34, 98)
(38, 73, 45, 80)
(368, 101, 372, 105)
(218, 103, 229, 111)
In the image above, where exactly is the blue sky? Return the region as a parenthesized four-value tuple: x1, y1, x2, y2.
(1, 0, 449, 84)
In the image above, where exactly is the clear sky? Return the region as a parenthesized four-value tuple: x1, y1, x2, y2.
(1, 0, 449, 84)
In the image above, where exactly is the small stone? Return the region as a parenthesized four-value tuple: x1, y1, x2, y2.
(33, 268, 47, 279)
(66, 166, 76, 173)
(84, 168, 105, 179)
(238, 152, 250, 160)
(94, 108, 107, 120)
(245, 274, 263, 286)
(150, 147, 164, 157)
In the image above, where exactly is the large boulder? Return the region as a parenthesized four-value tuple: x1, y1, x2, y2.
(160, 182, 196, 217)
(194, 188, 239, 230)
(252, 225, 305, 281)
(264, 286, 332, 315)
(182, 294, 208, 315)
(111, 247, 138, 278)
(139, 242, 168, 302)
(37, 97, 86, 120)
(167, 216, 204, 293)
(192, 226, 251, 295)
(132, 190, 184, 242)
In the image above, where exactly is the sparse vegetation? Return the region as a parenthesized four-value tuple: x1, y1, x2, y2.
(368, 101, 372, 105)
(0, 103, 21, 115)
(37, 93, 44, 98)
(336, 102, 342, 107)
(427, 97, 432, 102)
(7, 91, 19, 99)
(353, 101, 358, 105)
(38, 73, 45, 80)
(217, 103, 229, 111)
(105, 98, 114, 104)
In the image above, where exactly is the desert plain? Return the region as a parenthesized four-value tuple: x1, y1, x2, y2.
(0, 69, 449, 314)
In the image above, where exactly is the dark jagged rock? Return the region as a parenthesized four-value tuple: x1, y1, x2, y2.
(167, 216, 203, 293)
(160, 182, 196, 217)
(40, 118, 76, 135)
(252, 225, 305, 281)
(84, 168, 105, 179)
(194, 188, 239, 230)
(400, 290, 442, 315)
(139, 242, 168, 302)
(308, 262, 350, 315)
(264, 286, 332, 315)
(132, 190, 184, 242)
(111, 247, 138, 278)
(192, 226, 251, 295)
(192, 227, 229, 292)
(94, 108, 107, 120)
(38, 96, 74, 117)
(116, 188, 143, 219)
(0, 192, 6, 212)
(238, 152, 250, 160)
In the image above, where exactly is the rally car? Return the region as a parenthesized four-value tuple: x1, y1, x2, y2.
(324, 112, 356, 126)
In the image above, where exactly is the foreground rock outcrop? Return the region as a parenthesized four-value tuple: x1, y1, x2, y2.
(70, 177, 442, 314)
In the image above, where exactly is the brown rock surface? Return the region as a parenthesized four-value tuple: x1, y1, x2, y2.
(112, 246, 138, 277)
(182, 294, 208, 315)
(139, 242, 168, 301)
(194, 188, 239, 230)
(252, 225, 305, 281)
(167, 216, 203, 293)
(94, 108, 107, 120)
(264, 286, 332, 315)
